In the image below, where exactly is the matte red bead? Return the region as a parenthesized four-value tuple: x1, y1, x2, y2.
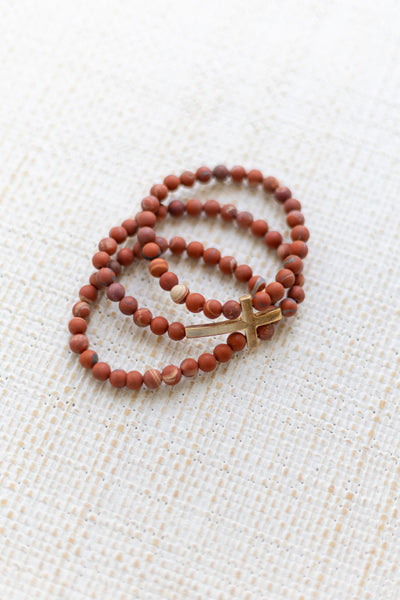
(213, 165, 230, 180)
(180, 358, 199, 378)
(247, 169, 263, 186)
(143, 369, 162, 389)
(110, 370, 127, 388)
(291, 225, 310, 242)
(231, 166, 246, 182)
(222, 300, 241, 320)
(79, 285, 98, 304)
(186, 293, 205, 313)
(134, 308, 152, 327)
(169, 236, 186, 254)
(136, 211, 157, 228)
(99, 237, 118, 255)
(141, 242, 161, 260)
(186, 198, 203, 216)
(109, 226, 127, 244)
(168, 322, 186, 341)
(236, 211, 253, 228)
(159, 271, 179, 291)
(252, 292, 271, 311)
(283, 255, 303, 275)
(72, 301, 91, 318)
(163, 175, 180, 190)
(251, 219, 268, 237)
(187, 241, 204, 259)
(264, 231, 283, 249)
(162, 365, 182, 386)
(275, 186, 292, 203)
(150, 184, 168, 200)
(137, 226, 156, 245)
(126, 371, 144, 390)
(203, 299, 222, 319)
(220, 204, 237, 221)
(235, 264, 252, 282)
(92, 251, 110, 269)
(168, 200, 186, 217)
(121, 219, 137, 236)
(106, 283, 125, 302)
(92, 362, 111, 381)
(257, 323, 275, 340)
(198, 353, 217, 372)
(286, 210, 305, 228)
(263, 176, 279, 193)
(68, 317, 87, 335)
(289, 240, 308, 258)
(280, 298, 298, 317)
(117, 247, 135, 266)
(150, 316, 169, 335)
(265, 282, 285, 304)
(141, 195, 160, 212)
(204, 199, 220, 216)
(69, 334, 89, 354)
(276, 269, 296, 288)
(79, 350, 98, 369)
(119, 296, 138, 315)
(227, 332, 246, 351)
(219, 256, 237, 274)
(196, 166, 212, 183)
(203, 247, 221, 266)
(288, 286, 305, 303)
(180, 171, 196, 186)
(213, 343, 233, 363)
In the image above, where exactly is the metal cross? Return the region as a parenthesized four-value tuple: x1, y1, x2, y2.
(185, 294, 282, 350)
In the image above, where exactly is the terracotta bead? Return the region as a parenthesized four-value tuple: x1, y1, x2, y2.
(286, 210, 305, 228)
(288, 286, 305, 303)
(289, 240, 308, 258)
(96, 267, 116, 287)
(235, 264, 252, 282)
(106, 283, 125, 302)
(142, 242, 161, 260)
(79, 349, 98, 369)
(92, 362, 111, 381)
(265, 281, 285, 304)
(149, 258, 168, 277)
(222, 300, 241, 319)
(186, 198, 203, 216)
(231, 165, 246, 182)
(163, 174, 180, 191)
(155, 236, 168, 253)
(295, 273, 305, 287)
(159, 271, 179, 291)
(79, 285, 98, 304)
(68, 317, 87, 335)
(220, 204, 237, 221)
(214, 343, 233, 363)
(204, 199, 220, 216)
(117, 247, 135, 266)
(276, 268, 296, 288)
(277, 243, 291, 260)
(110, 369, 127, 388)
(143, 369, 162, 390)
(137, 226, 156, 245)
(187, 241, 204, 259)
(141, 195, 160, 212)
(126, 370, 143, 390)
(162, 365, 182, 386)
(157, 204, 168, 220)
(169, 236, 186, 254)
(180, 358, 199, 378)
(227, 332, 247, 351)
(247, 169, 263, 186)
(274, 186, 292, 203)
(170, 284, 189, 304)
(252, 292, 271, 311)
(263, 176, 279, 193)
(203, 247, 221, 266)
(257, 323, 275, 340)
(283, 255, 303, 275)
(69, 334, 89, 354)
(89, 272, 101, 289)
(168, 199, 186, 217)
(237, 211, 253, 228)
(284, 198, 301, 213)
(251, 219, 268, 237)
(136, 211, 157, 228)
(119, 296, 138, 315)
(107, 259, 121, 276)
(72, 301, 90, 318)
(198, 353, 217, 372)
(134, 308, 152, 327)
(109, 226, 127, 244)
(264, 230, 283, 249)
(180, 171, 196, 186)
(150, 183, 168, 201)
(280, 298, 298, 317)
(168, 322, 186, 341)
(150, 316, 169, 335)
(291, 225, 310, 242)
(213, 165, 230, 180)
(121, 219, 137, 236)
(186, 293, 205, 313)
(203, 299, 222, 319)
(133, 242, 141, 258)
(99, 237, 118, 255)
(248, 275, 266, 294)
(92, 251, 110, 269)
(196, 166, 212, 183)
(219, 256, 237, 274)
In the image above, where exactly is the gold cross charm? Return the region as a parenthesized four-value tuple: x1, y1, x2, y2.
(185, 294, 282, 350)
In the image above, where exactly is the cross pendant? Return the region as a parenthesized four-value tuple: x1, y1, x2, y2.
(185, 294, 282, 350)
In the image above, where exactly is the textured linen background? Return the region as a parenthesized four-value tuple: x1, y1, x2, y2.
(1, 1, 400, 599)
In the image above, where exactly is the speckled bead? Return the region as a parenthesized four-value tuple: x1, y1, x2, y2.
(143, 369, 162, 390)
(213, 343, 233, 363)
(79, 349, 98, 369)
(252, 292, 271, 311)
(162, 365, 182, 386)
(222, 300, 241, 320)
(69, 334, 89, 354)
(92, 362, 111, 381)
(68, 317, 87, 335)
(106, 283, 125, 302)
(198, 353, 217, 372)
(180, 358, 199, 378)
(126, 370, 143, 390)
(213, 165, 230, 180)
(280, 298, 298, 317)
(110, 369, 127, 388)
(257, 323, 275, 340)
(170, 284, 189, 304)
(134, 308, 153, 327)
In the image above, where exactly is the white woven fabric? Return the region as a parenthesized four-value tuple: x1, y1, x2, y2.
(1, 1, 400, 598)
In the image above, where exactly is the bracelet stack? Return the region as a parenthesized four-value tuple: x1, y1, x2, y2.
(68, 165, 309, 390)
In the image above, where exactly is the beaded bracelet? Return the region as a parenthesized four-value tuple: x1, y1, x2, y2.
(68, 165, 309, 390)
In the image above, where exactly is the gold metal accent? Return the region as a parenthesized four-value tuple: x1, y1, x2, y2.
(185, 294, 282, 350)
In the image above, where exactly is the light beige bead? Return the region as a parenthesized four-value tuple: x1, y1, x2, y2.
(170, 284, 189, 304)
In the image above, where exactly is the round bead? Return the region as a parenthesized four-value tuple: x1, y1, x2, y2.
(168, 199, 186, 217)
(136, 211, 157, 228)
(150, 316, 169, 335)
(204, 199, 220, 216)
(180, 171, 196, 186)
(150, 184, 168, 201)
(162, 365, 182, 386)
(180, 358, 199, 378)
(92, 251, 110, 269)
(263, 176, 279, 193)
(133, 308, 153, 327)
(237, 211, 253, 228)
(163, 174, 180, 190)
(169, 236, 186, 254)
(89, 272, 101, 289)
(96, 267, 116, 287)
(203, 299, 222, 319)
(289, 240, 308, 258)
(252, 292, 271, 311)
(264, 231, 283, 249)
(280, 298, 298, 317)
(220, 204, 237, 221)
(283, 255, 303, 275)
(110, 369, 127, 388)
(222, 300, 241, 320)
(143, 369, 162, 390)
(288, 286, 305, 303)
(149, 258, 168, 277)
(141, 195, 160, 212)
(69, 334, 89, 354)
(203, 247, 221, 266)
(265, 282, 285, 304)
(257, 323, 275, 340)
(68, 317, 87, 335)
(99, 237, 118, 255)
(231, 165, 246, 182)
(142, 242, 161, 260)
(121, 219, 137, 236)
(235, 264, 252, 282)
(109, 226, 127, 244)
(295, 273, 305, 287)
(156, 236, 168, 253)
(159, 271, 179, 291)
(79, 350, 98, 369)
(106, 283, 125, 302)
(119, 296, 138, 315)
(277, 243, 291, 260)
(79, 285, 98, 304)
(72, 301, 90, 318)
(286, 210, 305, 228)
(107, 259, 121, 276)
(187, 241, 204, 259)
(219, 256, 237, 274)
(214, 343, 233, 363)
(170, 284, 189, 304)
(251, 219, 268, 237)
(291, 225, 310, 242)
(186, 198, 203, 216)
(137, 226, 156, 245)
(198, 353, 217, 372)
(92, 362, 111, 381)
(186, 293, 205, 313)
(274, 186, 291, 203)
(276, 269, 296, 288)
(284, 198, 302, 213)
(168, 322, 186, 341)
(157, 205, 168, 220)
(117, 247, 135, 266)
(247, 169, 263, 186)
(196, 166, 212, 183)
(227, 332, 247, 351)
(213, 165, 230, 180)
(126, 371, 143, 390)
(248, 276, 266, 294)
